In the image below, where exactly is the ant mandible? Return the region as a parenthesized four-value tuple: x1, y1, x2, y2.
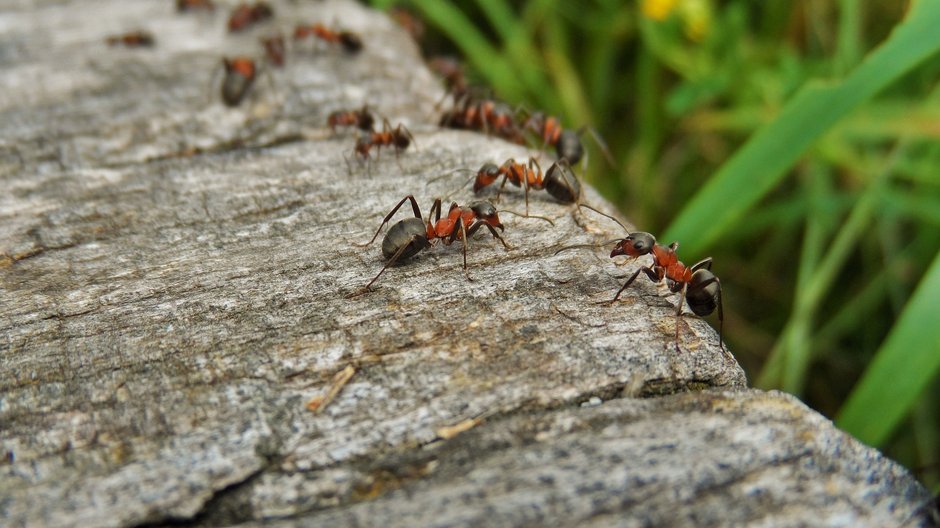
(354, 119, 415, 160)
(351, 195, 510, 295)
(328, 105, 375, 133)
(571, 206, 724, 351)
(472, 157, 581, 213)
(294, 23, 363, 53)
(228, 2, 274, 32)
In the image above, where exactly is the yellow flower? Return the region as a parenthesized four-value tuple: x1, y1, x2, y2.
(641, 0, 679, 21)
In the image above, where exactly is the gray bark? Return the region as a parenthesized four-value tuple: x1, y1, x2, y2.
(0, 1, 934, 527)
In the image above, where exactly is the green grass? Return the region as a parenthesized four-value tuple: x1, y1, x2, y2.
(375, 0, 940, 488)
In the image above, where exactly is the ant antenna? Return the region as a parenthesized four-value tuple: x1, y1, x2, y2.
(577, 203, 629, 233)
(499, 209, 555, 226)
(553, 239, 624, 256)
(578, 126, 617, 169)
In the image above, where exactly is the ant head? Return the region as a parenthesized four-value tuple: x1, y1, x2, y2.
(469, 201, 504, 231)
(473, 163, 500, 192)
(544, 160, 581, 203)
(611, 232, 656, 258)
(556, 129, 584, 165)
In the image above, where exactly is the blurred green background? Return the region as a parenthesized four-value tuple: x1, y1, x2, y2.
(371, 0, 940, 491)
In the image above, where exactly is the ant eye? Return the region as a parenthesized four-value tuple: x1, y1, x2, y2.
(634, 242, 644, 250)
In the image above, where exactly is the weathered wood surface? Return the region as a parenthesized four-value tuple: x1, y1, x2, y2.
(0, 1, 934, 526)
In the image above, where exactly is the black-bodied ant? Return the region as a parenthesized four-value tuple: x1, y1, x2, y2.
(328, 105, 375, 134)
(294, 23, 363, 53)
(560, 205, 724, 351)
(353, 119, 415, 160)
(470, 157, 581, 214)
(351, 195, 510, 295)
(106, 30, 154, 48)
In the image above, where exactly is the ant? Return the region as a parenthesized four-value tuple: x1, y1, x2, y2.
(440, 97, 525, 145)
(294, 23, 363, 53)
(564, 205, 724, 352)
(260, 34, 285, 67)
(351, 195, 510, 295)
(523, 112, 615, 168)
(176, 0, 214, 12)
(353, 119, 415, 160)
(106, 30, 154, 48)
(328, 105, 375, 133)
(228, 2, 273, 33)
(217, 57, 258, 107)
(471, 157, 581, 213)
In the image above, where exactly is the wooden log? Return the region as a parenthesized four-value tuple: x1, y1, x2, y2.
(0, 1, 934, 526)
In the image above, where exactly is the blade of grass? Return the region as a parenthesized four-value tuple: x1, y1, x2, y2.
(757, 145, 895, 391)
(406, 0, 525, 101)
(836, 250, 940, 447)
(475, 0, 556, 110)
(662, 1, 940, 257)
(543, 15, 593, 125)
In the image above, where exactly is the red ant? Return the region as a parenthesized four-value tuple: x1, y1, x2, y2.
(564, 205, 724, 351)
(217, 57, 258, 107)
(177, 0, 214, 12)
(228, 2, 273, 33)
(260, 34, 285, 67)
(106, 30, 154, 48)
(294, 23, 363, 53)
(440, 97, 525, 145)
(328, 105, 375, 133)
(353, 120, 415, 160)
(351, 195, 510, 295)
(471, 157, 581, 213)
(523, 112, 615, 168)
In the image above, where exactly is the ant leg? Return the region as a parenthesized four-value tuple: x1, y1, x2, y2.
(495, 174, 510, 203)
(355, 195, 423, 247)
(428, 198, 443, 228)
(449, 217, 474, 281)
(688, 274, 724, 352)
(597, 266, 645, 305)
(690, 257, 713, 272)
(466, 221, 512, 250)
(349, 234, 420, 297)
(674, 284, 687, 352)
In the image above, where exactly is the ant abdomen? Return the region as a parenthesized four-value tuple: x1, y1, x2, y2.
(544, 161, 581, 203)
(687, 269, 720, 316)
(382, 217, 428, 260)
